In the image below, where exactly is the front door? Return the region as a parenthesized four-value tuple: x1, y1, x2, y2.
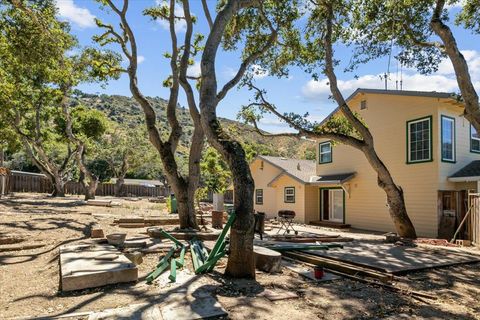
(320, 188, 345, 223)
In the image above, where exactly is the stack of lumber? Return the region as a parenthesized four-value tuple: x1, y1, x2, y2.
(113, 217, 180, 228)
(268, 234, 353, 243)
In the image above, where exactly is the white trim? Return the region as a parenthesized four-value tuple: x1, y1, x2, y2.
(319, 141, 332, 163)
(471, 125, 480, 152)
(448, 176, 480, 182)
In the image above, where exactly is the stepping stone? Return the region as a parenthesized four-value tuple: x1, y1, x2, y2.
(259, 288, 298, 301)
(160, 296, 227, 320)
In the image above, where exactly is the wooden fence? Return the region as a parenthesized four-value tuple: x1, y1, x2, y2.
(8, 171, 168, 198)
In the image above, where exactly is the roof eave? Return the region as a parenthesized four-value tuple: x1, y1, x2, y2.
(448, 176, 480, 182)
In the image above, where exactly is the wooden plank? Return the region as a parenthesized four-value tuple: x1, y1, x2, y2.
(283, 251, 394, 283)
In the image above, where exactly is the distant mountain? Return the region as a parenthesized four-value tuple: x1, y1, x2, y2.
(73, 92, 315, 160)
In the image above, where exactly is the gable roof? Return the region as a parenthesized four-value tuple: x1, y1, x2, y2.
(449, 160, 480, 181)
(318, 88, 461, 128)
(256, 155, 316, 184)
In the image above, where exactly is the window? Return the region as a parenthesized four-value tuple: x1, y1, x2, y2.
(407, 116, 432, 163)
(471, 125, 480, 153)
(255, 189, 263, 205)
(441, 116, 455, 162)
(319, 141, 332, 164)
(360, 100, 367, 110)
(284, 187, 295, 203)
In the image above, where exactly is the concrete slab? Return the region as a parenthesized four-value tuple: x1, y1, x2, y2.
(160, 296, 227, 320)
(306, 240, 480, 274)
(60, 243, 138, 291)
(87, 303, 162, 320)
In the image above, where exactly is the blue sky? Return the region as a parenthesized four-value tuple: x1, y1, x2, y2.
(56, 0, 480, 133)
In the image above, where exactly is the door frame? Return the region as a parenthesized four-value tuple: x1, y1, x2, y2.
(319, 187, 346, 224)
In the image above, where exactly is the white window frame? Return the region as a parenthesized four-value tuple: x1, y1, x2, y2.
(441, 116, 455, 162)
(255, 189, 263, 205)
(407, 116, 432, 163)
(284, 187, 295, 203)
(319, 141, 332, 164)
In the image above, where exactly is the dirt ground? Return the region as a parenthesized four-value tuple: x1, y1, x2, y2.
(1, 193, 480, 320)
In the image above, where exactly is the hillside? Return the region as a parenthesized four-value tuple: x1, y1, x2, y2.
(73, 92, 316, 160)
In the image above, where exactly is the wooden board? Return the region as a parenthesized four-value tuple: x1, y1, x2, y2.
(60, 244, 138, 291)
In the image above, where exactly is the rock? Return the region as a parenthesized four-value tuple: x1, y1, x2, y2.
(106, 233, 127, 246)
(124, 251, 143, 265)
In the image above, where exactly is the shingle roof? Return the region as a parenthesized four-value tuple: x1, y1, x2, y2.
(258, 155, 316, 184)
(450, 161, 480, 178)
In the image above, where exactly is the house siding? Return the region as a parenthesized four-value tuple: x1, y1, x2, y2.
(251, 158, 282, 219)
(316, 94, 459, 237)
(270, 175, 306, 223)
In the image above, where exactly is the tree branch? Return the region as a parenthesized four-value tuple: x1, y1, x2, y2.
(201, 0, 213, 30)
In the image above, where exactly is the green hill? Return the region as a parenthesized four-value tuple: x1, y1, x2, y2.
(73, 91, 316, 160)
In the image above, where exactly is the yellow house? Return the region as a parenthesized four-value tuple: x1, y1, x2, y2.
(250, 88, 480, 238)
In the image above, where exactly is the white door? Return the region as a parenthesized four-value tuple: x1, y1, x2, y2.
(329, 189, 344, 222)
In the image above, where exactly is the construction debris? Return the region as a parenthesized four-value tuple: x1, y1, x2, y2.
(86, 199, 121, 207)
(190, 212, 236, 274)
(148, 227, 220, 241)
(145, 229, 187, 283)
(90, 226, 104, 238)
(60, 243, 138, 291)
(106, 233, 126, 246)
(124, 251, 143, 265)
(256, 241, 343, 252)
(114, 217, 180, 227)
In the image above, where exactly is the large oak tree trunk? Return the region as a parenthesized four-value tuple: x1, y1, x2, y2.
(323, 3, 416, 238)
(430, 1, 480, 132)
(51, 174, 66, 197)
(114, 176, 125, 197)
(362, 145, 416, 238)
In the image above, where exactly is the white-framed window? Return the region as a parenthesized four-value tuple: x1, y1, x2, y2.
(255, 189, 263, 205)
(407, 116, 432, 163)
(471, 125, 480, 153)
(319, 141, 332, 164)
(284, 187, 295, 203)
(441, 115, 455, 162)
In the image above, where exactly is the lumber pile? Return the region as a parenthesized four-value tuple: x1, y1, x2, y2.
(113, 217, 180, 228)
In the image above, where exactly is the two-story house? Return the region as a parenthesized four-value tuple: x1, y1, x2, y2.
(250, 88, 480, 238)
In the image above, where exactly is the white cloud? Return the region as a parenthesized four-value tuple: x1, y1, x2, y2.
(137, 55, 145, 64)
(56, 0, 96, 29)
(155, 1, 187, 33)
(251, 64, 268, 79)
(187, 61, 201, 78)
(301, 50, 480, 102)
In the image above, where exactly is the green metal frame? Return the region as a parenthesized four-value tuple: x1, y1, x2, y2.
(440, 115, 456, 163)
(146, 244, 177, 283)
(406, 115, 433, 164)
(319, 187, 346, 224)
(190, 212, 236, 274)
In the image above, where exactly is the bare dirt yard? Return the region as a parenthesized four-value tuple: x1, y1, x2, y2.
(1, 193, 480, 320)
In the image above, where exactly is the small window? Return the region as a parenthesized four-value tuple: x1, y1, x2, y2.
(471, 125, 480, 153)
(441, 116, 455, 162)
(407, 116, 432, 163)
(255, 189, 263, 205)
(360, 100, 367, 110)
(284, 187, 295, 203)
(319, 141, 332, 164)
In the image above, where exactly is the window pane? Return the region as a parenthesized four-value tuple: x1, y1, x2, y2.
(409, 118, 431, 162)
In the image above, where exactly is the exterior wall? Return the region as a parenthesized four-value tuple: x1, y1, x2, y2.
(250, 158, 282, 219)
(315, 93, 475, 237)
(270, 174, 306, 223)
(304, 185, 320, 223)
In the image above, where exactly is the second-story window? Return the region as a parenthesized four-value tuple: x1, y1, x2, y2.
(319, 141, 332, 164)
(407, 116, 432, 163)
(471, 125, 480, 153)
(441, 116, 455, 162)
